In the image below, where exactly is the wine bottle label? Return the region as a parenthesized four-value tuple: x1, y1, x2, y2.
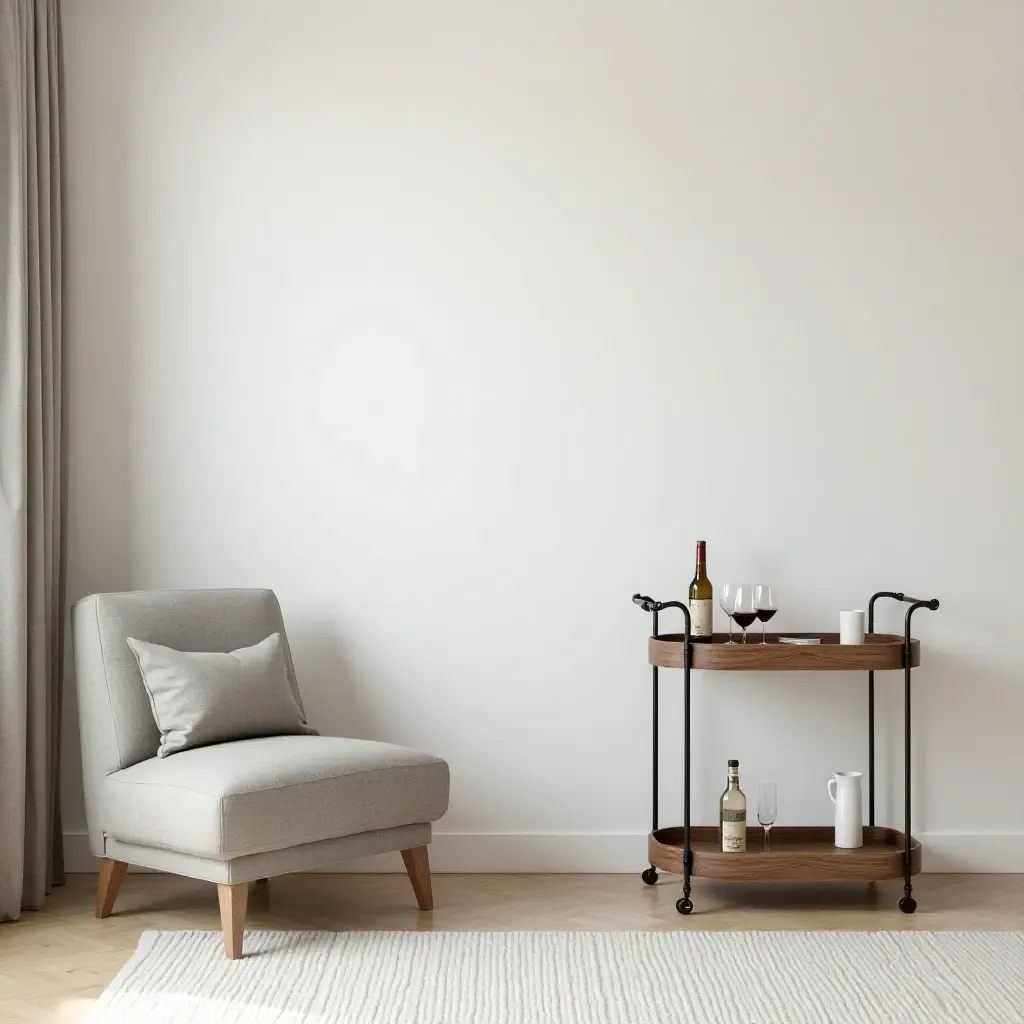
(689, 599, 712, 638)
(722, 821, 746, 852)
(721, 809, 746, 821)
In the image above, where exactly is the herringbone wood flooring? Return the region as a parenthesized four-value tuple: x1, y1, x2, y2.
(2, 872, 1022, 1022)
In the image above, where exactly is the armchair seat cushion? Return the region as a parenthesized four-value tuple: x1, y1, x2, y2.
(101, 735, 450, 859)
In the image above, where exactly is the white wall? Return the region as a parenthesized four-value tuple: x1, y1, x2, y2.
(62, 1, 1024, 871)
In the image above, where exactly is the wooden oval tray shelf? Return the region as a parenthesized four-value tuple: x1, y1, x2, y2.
(648, 633, 920, 671)
(649, 826, 921, 883)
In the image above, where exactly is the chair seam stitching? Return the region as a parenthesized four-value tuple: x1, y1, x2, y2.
(105, 759, 443, 797)
(105, 822, 431, 861)
(95, 598, 126, 768)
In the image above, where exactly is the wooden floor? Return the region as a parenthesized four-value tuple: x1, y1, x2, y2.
(2, 872, 1022, 1022)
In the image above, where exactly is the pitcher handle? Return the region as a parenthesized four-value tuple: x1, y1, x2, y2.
(828, 777, 837, 804)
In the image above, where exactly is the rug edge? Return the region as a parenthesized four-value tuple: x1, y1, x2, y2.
(81, 931, 159, 1022)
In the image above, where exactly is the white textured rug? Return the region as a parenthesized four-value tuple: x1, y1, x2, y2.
(85, 930, 1024, 1024)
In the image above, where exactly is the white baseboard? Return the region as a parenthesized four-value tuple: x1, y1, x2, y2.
(918, 831, 1024, 873)
(62, 830, 1024, 874)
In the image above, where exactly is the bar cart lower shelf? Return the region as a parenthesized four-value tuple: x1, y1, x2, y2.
(649, 825, 920, 883)
(648, 826, 922, 915)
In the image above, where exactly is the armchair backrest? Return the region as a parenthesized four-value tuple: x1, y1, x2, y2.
(71, 588, 303, 856)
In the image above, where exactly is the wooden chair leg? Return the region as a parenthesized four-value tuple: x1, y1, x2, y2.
(95, 858, 127, 919)
(217, 882, 249, 959)
(401, 846, 433, 911)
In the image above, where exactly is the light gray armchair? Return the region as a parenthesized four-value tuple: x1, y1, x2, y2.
(71, 589, 450, 958)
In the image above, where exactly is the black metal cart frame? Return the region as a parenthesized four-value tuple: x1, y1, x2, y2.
(632, 589, 939, 915)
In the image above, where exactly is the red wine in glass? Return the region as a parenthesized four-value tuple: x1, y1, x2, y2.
(732, 585, 757, 643)
(753, 585, 777, 644)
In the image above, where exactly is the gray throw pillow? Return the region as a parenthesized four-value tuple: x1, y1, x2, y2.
(126, 632, 317, 757)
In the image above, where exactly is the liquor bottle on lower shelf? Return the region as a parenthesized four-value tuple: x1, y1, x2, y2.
(688, 540, 713, 643)
(720, 759, 747, 852)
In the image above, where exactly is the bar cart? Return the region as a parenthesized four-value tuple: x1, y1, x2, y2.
(632, 591, 939, 915)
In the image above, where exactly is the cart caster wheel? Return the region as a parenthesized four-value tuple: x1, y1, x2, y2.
(899, 896, 917, 914)
(641, 868, 658, 886)
(676, 898, 693, 915)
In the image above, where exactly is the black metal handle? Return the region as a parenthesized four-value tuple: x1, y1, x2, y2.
(866, 591, 938, 836)
(904, 599, 938, 641)
(656, 600, 690, 615)
(868, 591, 939, 632)
(862, 589, 938, 910)
(632, 593, 692, 621)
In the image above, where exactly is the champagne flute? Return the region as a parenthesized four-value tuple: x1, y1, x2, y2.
(757, 782, 777, 852)
(753, 585, 777, 644)
(720, 584, 737, 644)
(732, 585, 756, 644)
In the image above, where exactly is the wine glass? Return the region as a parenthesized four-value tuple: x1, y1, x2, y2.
(753, 585, 777, 645)
(757, 783, 777, 852)
(719, 584, 737, 644)
(732, 585, 756, 644)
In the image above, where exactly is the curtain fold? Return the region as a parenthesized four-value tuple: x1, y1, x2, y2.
(0, 0, 66, 921)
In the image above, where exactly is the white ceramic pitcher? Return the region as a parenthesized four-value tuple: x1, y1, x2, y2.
(827, 771, 863, 849)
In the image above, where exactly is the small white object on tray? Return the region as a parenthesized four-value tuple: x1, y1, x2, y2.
(840, 609, 866, 645)
(778, 637, 822, 645)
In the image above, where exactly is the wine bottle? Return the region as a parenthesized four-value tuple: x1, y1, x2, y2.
(688, 540, 713, 643)
(719, 759, 747, 853)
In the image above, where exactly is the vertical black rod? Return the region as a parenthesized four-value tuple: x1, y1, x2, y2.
(867, 672, 875, 827)
(652, 610, 659, 836)
(867, 600, 875, 828)
(682, 617, 692, 901)
(904, 648, 912, 893)
(631, 595, 696, 908)
(861, 592, 937, 911)
(899, 598, 937, 903)
(903, 607, 914, 897)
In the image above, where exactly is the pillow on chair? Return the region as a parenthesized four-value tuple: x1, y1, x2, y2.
(126, 632, 317, 757)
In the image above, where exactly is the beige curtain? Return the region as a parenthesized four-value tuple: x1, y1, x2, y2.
(0, 0, 66, 920)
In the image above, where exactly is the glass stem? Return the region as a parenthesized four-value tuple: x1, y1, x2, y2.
(762, 620, 767, 644)
(728, 617, 733, 643)
(764, 826, 770, 852)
